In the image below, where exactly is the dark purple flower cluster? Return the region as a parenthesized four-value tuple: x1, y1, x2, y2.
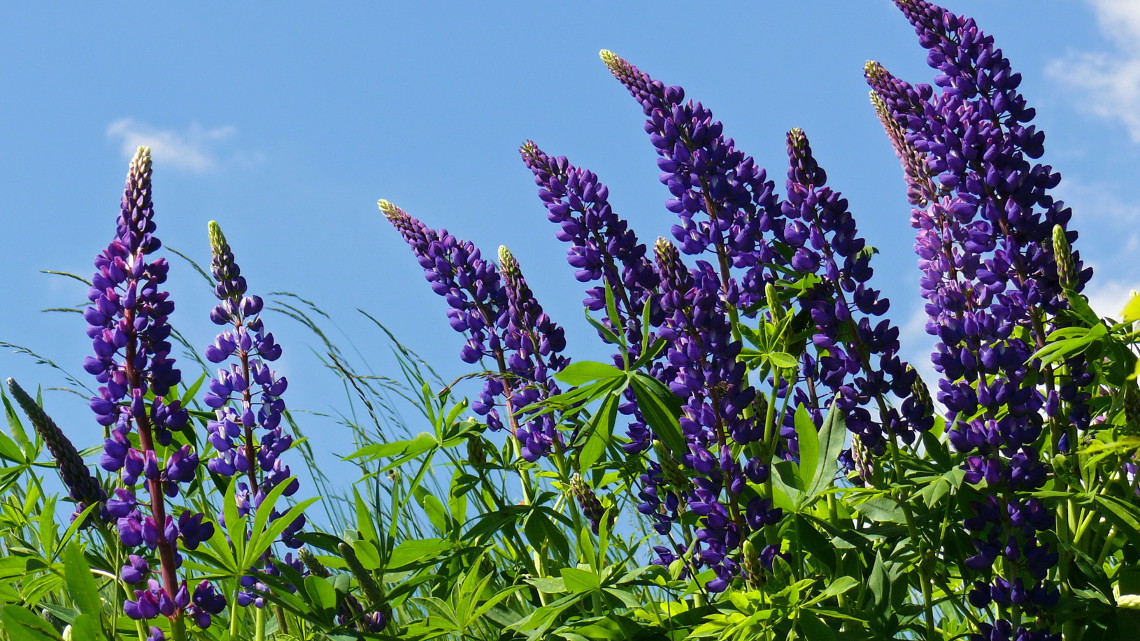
(381, 200, 568, 461)
(202, 221, 303, 606)
(497, 246, 568, 460)
(652, 239, 778, 592)
(520, 142, 661, 336)
(601, 50, 784, 310)
(84, 147, 217, 629)
(781, 129, 932, 451)
(8, 378, 106, 523)
(870, 1, 1092, 637)
(520, 142, 665, 453)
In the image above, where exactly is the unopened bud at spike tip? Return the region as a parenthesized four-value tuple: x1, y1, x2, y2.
(599, 49, 620, 69)
(1052, 224, 1076, 290)
(377, 199, 402, 220)
(207, 221, 226, 254)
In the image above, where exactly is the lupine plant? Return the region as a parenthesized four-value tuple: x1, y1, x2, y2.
(1, 2, 1139, 641)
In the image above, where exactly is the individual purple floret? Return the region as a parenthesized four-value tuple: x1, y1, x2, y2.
(7, 378, 106, 524)
(203, 221, 303, 608)
(84, 147, 214, 632)
(381, 200, 569, 462)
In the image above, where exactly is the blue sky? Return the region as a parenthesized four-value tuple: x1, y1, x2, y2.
(2, 1, 1136, 503)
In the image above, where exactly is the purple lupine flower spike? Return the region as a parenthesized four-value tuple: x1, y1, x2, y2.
(85, 146, 212, 632)
(204, 221, 302, 607)
(7, 378, 106, 524)
(520, 142, 666, 453)
(781, 128, 932, 450)
(382, 200, 569, 461)
(497, 245, 569, 461)
(601, 50, 784, 310)
(652, 238, 777, 593)
(873, 2, 1093, 638)
(519, 141, 661, 334)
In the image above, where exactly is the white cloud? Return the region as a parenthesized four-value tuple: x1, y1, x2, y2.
(1047, 0, 1140, 142)
(106, 119, 238, 173)
(1055, 176, 1140, 225)
(1084, 279, 1138, 321)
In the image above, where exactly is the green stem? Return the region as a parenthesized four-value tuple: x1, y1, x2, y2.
(887, 439, 936, 641)
(254, 606, 266, 641)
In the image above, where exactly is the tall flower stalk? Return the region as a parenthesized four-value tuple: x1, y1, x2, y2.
(869, 2, 1090, 638)
(202, 221, 303, 608)
(380, 200, 569, 463)
(84, 146, 217, 638)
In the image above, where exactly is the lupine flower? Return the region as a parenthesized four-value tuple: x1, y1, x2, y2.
(7, 378, 106, 524)
(872, 2, 1090, 638)
(381, 200, 569, 461)
(520, 142, 666, 453)
(519, 141, 661, 335)
(84, 146, 214, 628)
(601, 49, 784, 310)
(781, 128, 932, 450)
(497, 246, 569, 460)
(651, 238, 779, 592)
(203, 221, 302, 608)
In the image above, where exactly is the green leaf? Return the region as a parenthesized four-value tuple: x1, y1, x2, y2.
(353, 538, 382, 571)
(798, 610, 837, 641)
(68, 614, 101, 641)
(304, 575, 338, 616)
(555, 361, 625, 387)
(414, 487, 450, 533)
(767, 351, 798, 370)
(1120, 293, 1140, 323)
(819, 576, 859, 600)
(222, 477, 243, 563)
(560, 567, 600, 593)
(804, 401, 845, 501)
(629, 374, 684, 456)
(867, 551, 888, 608)
(794, 405, 819, 489)
(0, 606, 63, 641)
(389, 538, 450, 568)
(1, 393, 32, 456)
(63, 543, 100, 616)
(578, 391, 620, 471)
(527, 577, 567, 594)
(853, 497, 906, 524)
(346, 432, 436, 464)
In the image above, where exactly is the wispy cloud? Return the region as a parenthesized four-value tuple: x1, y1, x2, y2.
(106, 119, 238, 173)
(1055, 176, 1140, 226)
(1047, 0, 1140, 142)
(1084, 278, 1138, 322)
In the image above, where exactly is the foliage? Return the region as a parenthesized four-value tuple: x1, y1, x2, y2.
(1, 2, 1139, 640)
